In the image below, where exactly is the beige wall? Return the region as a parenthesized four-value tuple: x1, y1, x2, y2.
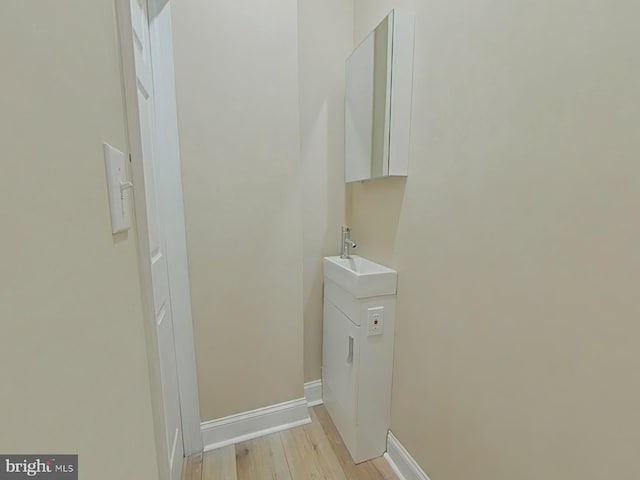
(0, 1, 159, 479)
(171, 0, 304, 421)
(351, 1, 640, 478)
(298, 0, 352, 382)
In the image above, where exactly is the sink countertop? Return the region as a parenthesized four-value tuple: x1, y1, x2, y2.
(323, 255, 397, 299)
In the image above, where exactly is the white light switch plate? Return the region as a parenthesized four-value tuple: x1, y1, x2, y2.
(103, 143, 132, 234)
(367, 306, 384, 336)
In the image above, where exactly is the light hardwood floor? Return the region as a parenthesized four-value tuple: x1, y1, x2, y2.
(182, 405, 398, 480)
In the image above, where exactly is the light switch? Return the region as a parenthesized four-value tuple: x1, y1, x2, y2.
(367, 306, 384, 336)
(103, 143, 132, 234)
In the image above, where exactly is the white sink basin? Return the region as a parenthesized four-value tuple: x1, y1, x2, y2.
(323, 255, 397, 299)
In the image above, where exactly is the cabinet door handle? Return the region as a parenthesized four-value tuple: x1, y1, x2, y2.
(347, 336, 354, 364)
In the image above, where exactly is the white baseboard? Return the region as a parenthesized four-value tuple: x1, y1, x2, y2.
(201, 398, 311, 452)
(304, 379, 323, 406)
(384, 430, 431, 480)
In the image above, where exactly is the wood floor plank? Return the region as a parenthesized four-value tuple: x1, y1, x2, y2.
(265, 433, 293, 480)
(305, 408, 348, 479)
(236, 436, 285, 480)
(187, 452, 202, 480)
(235, 441, 255, 480)
(203, 445, 236, 480)
(188, 404, 397, 480)
(312, 404, 391, 480)
(181, 454, 191, 480)
(280, 426, 325, 479)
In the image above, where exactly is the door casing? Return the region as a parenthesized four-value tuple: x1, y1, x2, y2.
(146, 0, 203, 457)
(116, 1, 203, 478)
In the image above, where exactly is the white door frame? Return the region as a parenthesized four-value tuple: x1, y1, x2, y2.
(146, 0, 202, 457)
(116, 0, 203, 470)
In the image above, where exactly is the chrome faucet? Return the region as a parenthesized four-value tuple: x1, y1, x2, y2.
(340, 226, 356, 259)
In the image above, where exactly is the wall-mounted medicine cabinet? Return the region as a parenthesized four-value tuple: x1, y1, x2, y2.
(345, 9, 415, 183)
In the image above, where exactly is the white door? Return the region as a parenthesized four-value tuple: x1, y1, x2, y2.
(122, 1, 184, 478)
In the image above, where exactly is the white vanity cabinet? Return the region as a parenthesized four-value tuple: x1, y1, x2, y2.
(322, 256, 397, 463)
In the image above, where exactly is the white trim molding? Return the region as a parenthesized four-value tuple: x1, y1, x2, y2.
(304, 380, 323, 407)
(201, 398, 311, 452)
(147, 0, 203, 455)
(384, 430, 431, 480)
